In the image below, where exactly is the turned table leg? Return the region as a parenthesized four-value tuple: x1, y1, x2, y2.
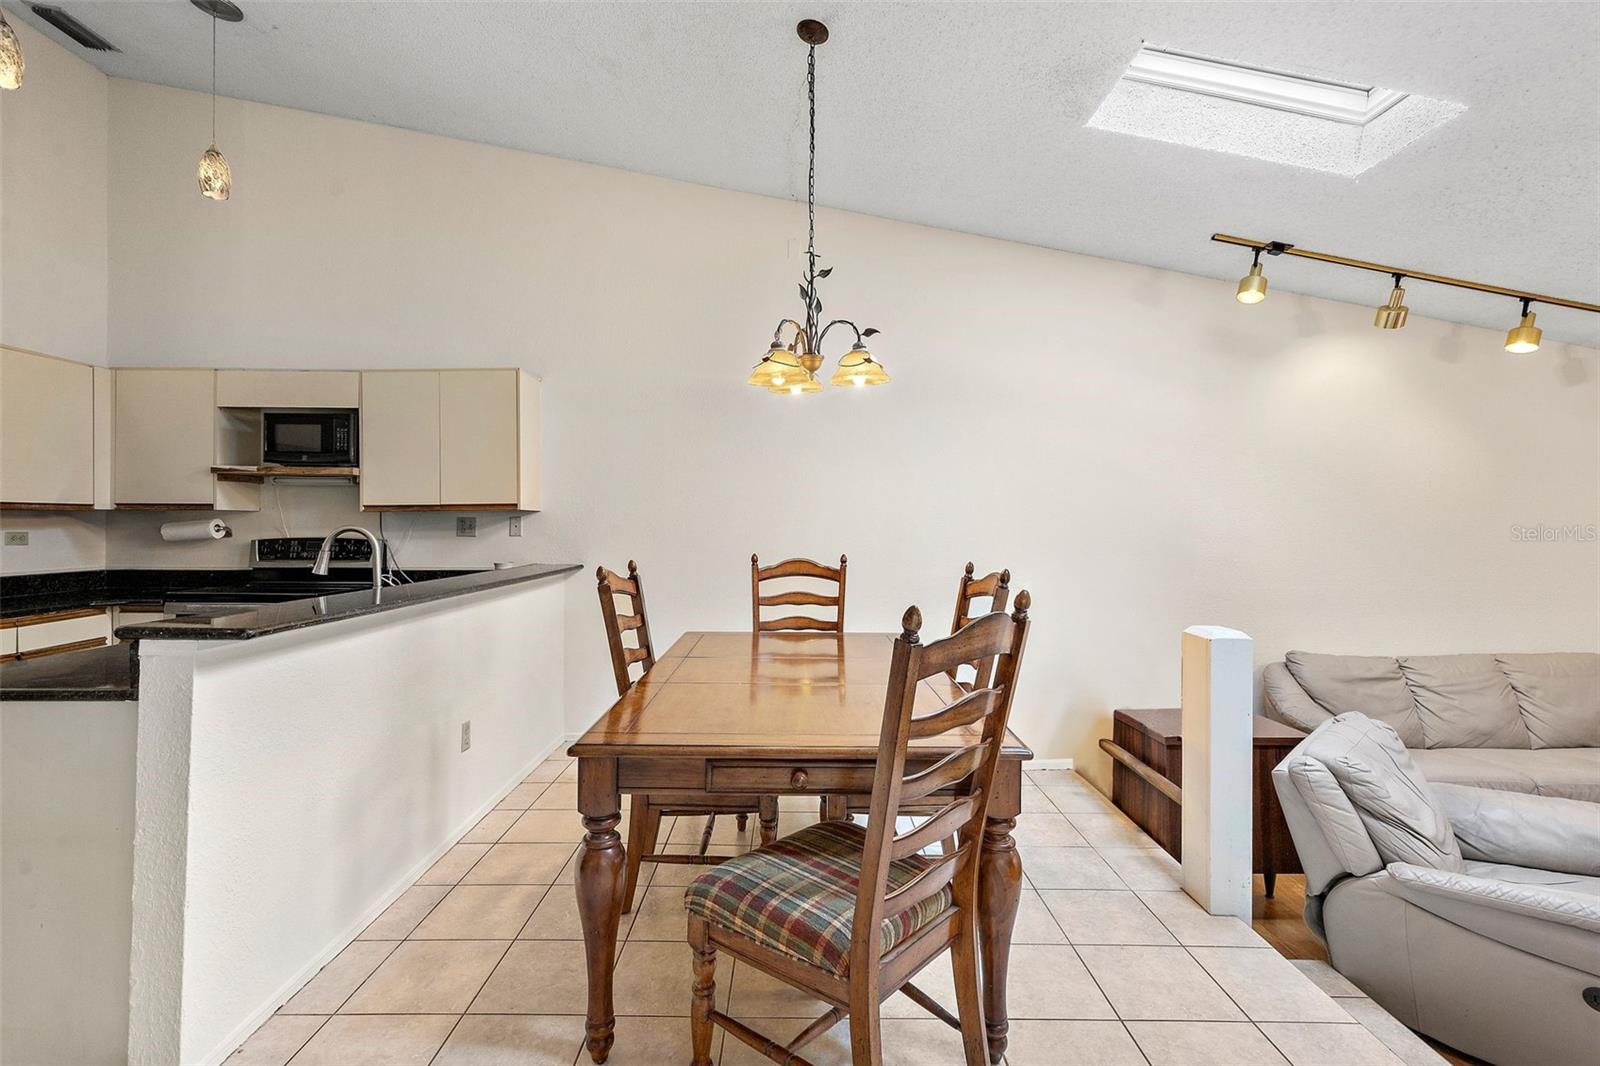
(576, 757, 624, 1064)
(978, 812, 1023, 1064)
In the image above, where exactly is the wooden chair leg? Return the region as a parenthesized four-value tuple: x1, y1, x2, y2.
(621, 800, 660, 914)
(949, 914, 989, 1066)
(758, 795, 779, 846)
(698, 814, 717, 855)
(846, 996, 883, 1066)
(688, 916, 717, 1066)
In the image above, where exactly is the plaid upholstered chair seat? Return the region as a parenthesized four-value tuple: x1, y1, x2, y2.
(684, 820, 952, 978)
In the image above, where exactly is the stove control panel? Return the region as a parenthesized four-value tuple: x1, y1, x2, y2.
(252, 536, 377, 567)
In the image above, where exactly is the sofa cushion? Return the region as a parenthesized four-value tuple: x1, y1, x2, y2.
(1284, 651, 1423, 747)
(1496, 653, 1599, 749)
(1411, 748, 1600, 803)
(1262, 662, 1334, 733)
(1433, 783, 1600, 876)
(1398, 655, 1532, 749)
(1295, 713, 1463, 872)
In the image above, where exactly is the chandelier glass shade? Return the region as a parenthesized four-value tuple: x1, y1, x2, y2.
(748, 21, 887, 396)
(0, 14, 23, 91)
(198, 145, 232, 200)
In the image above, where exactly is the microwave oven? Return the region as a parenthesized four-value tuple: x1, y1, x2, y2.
(262, 410, 359, 466)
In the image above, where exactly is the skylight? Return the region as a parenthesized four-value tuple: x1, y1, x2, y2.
(1123, 48, 1406, 126)
(1087, 46, 1465, 176)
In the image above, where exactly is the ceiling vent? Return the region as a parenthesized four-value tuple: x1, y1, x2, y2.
(28, 5, 120, 52)
(1088, 45, 1463, 176)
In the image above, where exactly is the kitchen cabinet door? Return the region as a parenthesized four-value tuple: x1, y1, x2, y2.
(440, 370, 519, 507)
(360, 371, 441, 507)
(0, 347, 95, 507)
(216, 370, 360, 408)
(113, 369, 217, 507)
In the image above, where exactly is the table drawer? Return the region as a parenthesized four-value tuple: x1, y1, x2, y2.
(706, 761, 876, 795)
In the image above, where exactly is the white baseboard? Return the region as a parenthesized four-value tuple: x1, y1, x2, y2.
(200, 732, 568, 1066)
(1028, 757, 1075, 771)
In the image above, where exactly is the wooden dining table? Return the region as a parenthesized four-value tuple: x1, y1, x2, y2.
(568, 630, 1034, 1064)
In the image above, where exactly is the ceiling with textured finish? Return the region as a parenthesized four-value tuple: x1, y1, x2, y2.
(8, 0, 1598, 344)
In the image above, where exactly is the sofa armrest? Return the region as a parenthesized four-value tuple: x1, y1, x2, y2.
(1433, 783, 1600, 876)
(1381, 862, 1600, 974)
(1262, 662, 1333, 732)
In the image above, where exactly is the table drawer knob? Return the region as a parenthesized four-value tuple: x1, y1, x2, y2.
(790, 769, 809, 790)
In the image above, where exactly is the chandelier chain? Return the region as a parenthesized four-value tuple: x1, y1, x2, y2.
(805, 42, 817, 344)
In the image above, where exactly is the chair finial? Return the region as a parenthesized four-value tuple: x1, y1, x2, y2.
(900, 606, 923, 643)
(963, 561, 975, 577)
(999, 568, 1011, 586)
(1013, 590, 1031, 620)
(627, 559, 638, 575)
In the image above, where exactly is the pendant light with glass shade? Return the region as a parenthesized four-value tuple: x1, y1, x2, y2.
(192, 0, 242, 201)
(0, 12, 24, 91)
(748, 20, 888, 396)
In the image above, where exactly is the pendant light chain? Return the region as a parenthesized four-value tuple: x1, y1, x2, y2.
(210, 14, 217, 142)
(805, 42, 817, 345)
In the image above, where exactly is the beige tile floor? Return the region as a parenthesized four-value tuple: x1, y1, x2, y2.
(228, 762, 1442, 1066)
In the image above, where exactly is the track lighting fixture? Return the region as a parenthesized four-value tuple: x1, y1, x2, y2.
(1213, 234, 1597, 353)
(1374, 275, 1409, 330)
(1236, 252, 1267, 304)
(0, 12, 23, 91)
(1505, 299, 1542, 354)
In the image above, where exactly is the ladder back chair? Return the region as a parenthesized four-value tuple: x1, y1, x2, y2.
(949, 563, 1011, 692)
(596, 562, 776, 912)
(685, 592, 1032, 1066)
(751, 554, 848, 633)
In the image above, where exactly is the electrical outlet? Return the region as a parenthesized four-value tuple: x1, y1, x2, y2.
(456, 516, 477, 538)
(3, 532, 28, 547)
(460, 721, 472, 752)
(508, 515, 522, 538)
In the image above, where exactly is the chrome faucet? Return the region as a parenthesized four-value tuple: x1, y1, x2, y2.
(310, 526, 385, 591)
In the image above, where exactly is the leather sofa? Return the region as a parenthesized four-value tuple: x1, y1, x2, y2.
(1262, 651, 1599, 801)
(1272, 712, 1600, 1066)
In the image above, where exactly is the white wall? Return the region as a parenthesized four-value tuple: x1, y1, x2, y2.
(0, 22, 110, 574)
(102, 80, 1600, 786)
(1, 699, 136, 1066)
(129, 578, 567, 1065)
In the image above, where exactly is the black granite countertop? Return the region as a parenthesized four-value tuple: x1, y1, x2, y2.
(0, 568, 248, 619)
(116, 563, 582, 642)
(0, 643, 137, 701)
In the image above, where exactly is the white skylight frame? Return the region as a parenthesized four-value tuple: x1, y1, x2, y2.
(1125, 47, 1408, 126)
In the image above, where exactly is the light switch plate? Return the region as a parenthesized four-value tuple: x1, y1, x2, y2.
(456, 517, 477, 538)
(3, 532, 28, 547)
(508, 515, 522, 538)
(460, 721, 472, 751)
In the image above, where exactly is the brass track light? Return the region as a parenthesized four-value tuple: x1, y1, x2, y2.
(1374, 274, 1409, 329)
(0, 12, 23, 90)
(1235, 252, 1267, 304)
(1213, 234, 1598, 354)
(1505, 298, 1542, 354)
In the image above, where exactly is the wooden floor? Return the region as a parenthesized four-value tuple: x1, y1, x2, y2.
(1252, 875, 1489, 1066)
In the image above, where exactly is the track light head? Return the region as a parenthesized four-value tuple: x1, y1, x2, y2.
(1374, 276, 1409, 330)
(1505, 300, 1541, 354)
(1236, 254, 1267, 304)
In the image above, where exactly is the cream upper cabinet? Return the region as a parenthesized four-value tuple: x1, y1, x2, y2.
(113, 369, 217, 507)
(0, 347, 96, 507)
(362, 369, 539, 511)
(360, 371, 442, 507)
(216, 370, 360, 408)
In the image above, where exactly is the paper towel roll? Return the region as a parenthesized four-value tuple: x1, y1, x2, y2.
(160, 519, 232, 542)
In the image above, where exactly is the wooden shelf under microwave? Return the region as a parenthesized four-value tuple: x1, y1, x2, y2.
(211, 465, 360, 483)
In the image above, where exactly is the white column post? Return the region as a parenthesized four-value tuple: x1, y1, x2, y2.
(1179, 625, 1253, 920)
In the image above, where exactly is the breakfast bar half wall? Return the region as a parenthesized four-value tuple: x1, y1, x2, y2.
(3, 564, 580, 1066)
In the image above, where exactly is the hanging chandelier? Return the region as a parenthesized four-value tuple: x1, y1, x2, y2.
(192, 0, 242, 201)
(748, 20, 889, 396)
